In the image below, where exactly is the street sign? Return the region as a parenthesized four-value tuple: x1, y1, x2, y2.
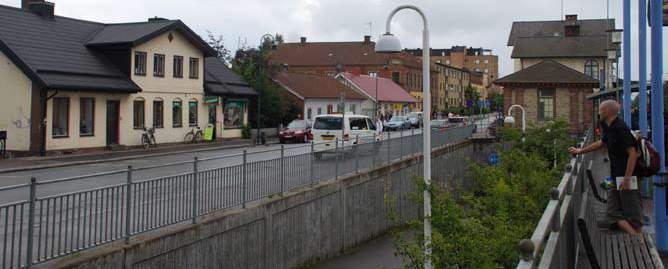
(204, 124, 215, 141)
(488, 151, 499, 166)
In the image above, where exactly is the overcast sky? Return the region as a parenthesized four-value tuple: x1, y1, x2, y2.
(2, 0, 667, 79)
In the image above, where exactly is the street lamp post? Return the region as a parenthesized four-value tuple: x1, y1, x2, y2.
(375, 5, 433, 268)
(255, 34, 276, 146)
(504, 104, 526, 133)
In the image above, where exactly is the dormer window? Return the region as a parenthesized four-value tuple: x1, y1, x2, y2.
(134, 51, 147, 76)
(153, 54, 165, 77)
(189, 57, 199, 79)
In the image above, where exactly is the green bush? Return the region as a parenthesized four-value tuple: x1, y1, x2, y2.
(241, 124, 251, 139)
(391, 120, 575, 268)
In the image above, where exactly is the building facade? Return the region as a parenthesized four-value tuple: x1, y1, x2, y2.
(0, 1, 255, 155)
(434, 63, 470, 111)
(496, 14, 615, 133)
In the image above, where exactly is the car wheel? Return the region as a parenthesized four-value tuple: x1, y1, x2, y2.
(279, 138, 285, 144)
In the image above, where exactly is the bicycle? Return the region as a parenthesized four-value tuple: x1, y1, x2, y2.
(184, 126, 204, 144)
(141, 127, 157, 149)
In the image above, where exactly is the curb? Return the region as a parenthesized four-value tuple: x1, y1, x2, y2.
(0, 142, 277, 174)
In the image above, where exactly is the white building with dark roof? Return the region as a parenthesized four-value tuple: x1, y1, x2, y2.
(0, 1, 256, 155)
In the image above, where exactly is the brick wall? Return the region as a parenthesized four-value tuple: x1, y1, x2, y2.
(503, 86, 594, 134)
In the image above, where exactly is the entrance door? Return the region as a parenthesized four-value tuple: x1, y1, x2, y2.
(106, 101, 120, 146)
(208, 104, 217, 138)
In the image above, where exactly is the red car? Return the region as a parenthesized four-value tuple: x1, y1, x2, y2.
(279, 120, 311, 144)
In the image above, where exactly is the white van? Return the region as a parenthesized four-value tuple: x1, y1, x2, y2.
(311, 113, 380, 153)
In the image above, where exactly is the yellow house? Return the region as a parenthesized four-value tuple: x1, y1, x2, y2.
(0, 1, 255, 155)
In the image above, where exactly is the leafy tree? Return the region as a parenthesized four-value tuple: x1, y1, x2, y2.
(206, 31, 232, 64)
(231, 36, 299, 128)
(390, 121, 575, 268)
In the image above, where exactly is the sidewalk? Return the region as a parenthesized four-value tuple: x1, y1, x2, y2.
(0, 138, 274, 173)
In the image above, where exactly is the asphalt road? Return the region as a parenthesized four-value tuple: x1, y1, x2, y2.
(0, 115, 494, 268)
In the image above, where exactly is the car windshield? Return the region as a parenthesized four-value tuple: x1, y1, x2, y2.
(313, 117, 342, 130)
(431, 120, 447, 127)
(448, 117, 464, 123)
(390, 116, 405, 122)
(287, 120, 306, 129)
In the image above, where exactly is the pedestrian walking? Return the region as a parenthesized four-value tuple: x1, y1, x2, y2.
(568, 100, 642, 235)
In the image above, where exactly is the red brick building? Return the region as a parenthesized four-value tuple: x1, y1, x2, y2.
(495, 60, 599, 133)
(269, 36, 437, 111)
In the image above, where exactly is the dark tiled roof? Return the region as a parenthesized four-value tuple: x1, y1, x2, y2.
(204, 57, 257, 96)
(0, 5, 139, 91)
(0, 4, 215, 93)
(86, 20, 217, 56)
(507, 18, 614, 46)
(494, 60, 599, 87)
(85, 20, 177, 45)
(270, 41, 422, 68)
(512, 35, 609, 58)
(272, 72, 366, 100)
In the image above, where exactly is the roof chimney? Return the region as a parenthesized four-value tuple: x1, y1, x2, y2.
(27, 1, 55, 19)
(300, 37, 307, 45)
(364, 35, 371, 44)
(148, 16, 168, 22)
(564, 14, 580, 36)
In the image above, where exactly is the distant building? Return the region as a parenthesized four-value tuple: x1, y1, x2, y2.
(470, 72, 488, 99)
(272, 72, 367, 122)
(495, 14, 614, 133)
(269, 36, 439, 112)
(406, 46, 499, 87)
(434, 63, 470, 111)
(338, 73, 418, 117)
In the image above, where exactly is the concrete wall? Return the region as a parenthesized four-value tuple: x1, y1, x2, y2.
(0, 50, 32, 151)
(44, 140, 495, 269)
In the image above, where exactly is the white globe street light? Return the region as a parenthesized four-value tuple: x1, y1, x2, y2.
(376, 5, 433, 269)
(505, 104, 526, 133)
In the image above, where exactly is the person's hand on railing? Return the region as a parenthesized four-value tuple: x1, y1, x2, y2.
(568, 147, 582, 155)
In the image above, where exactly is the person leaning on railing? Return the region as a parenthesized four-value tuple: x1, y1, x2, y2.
(568, 100, 642, 235)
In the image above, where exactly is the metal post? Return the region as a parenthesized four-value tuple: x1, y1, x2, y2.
(650, 0, 667, 251)
(335, 138, 339, 180)
(280, 145, 285, 195)
(25, 177, 37, 268)
(411, 127, 415, 155)
(387, 130, 391, 164)
(242, 150, 247, 208)
(400, 127, 404, 160)
(256, 66, 262, 146)
(192, 156, 198, 224)
(355, 135, 360, 173)
(310, 142, 315, 186)
(639, 0, 651, 199)
(124, 166, 133, 243)
(639, 0, 648, 136)
(622, 0, 632, 123)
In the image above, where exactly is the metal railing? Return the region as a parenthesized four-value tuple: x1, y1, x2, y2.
(516, 129, 594, 269)
(0, 126, 476, 268)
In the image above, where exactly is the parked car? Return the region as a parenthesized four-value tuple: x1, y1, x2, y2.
(311, 113, 381, 158)
(447, 116, 467, 127)
(406, 112, 423, 128)
(279, 119, 311, 144)
(384, 116, 411, 131)
(430, 119, 451, 132)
